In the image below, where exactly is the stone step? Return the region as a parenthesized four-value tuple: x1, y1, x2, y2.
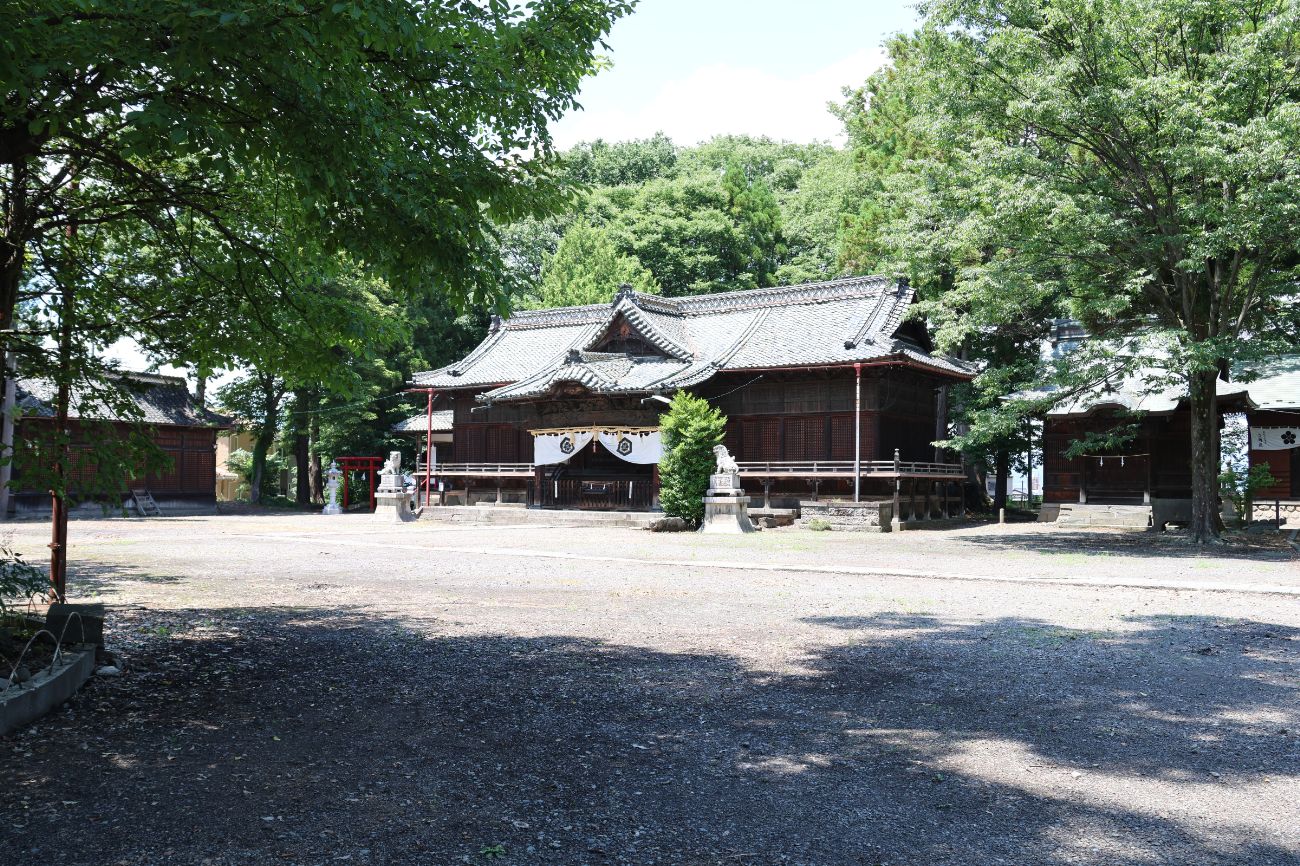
(418, 505, 658, 529)
(1056, 503, 1151, 529)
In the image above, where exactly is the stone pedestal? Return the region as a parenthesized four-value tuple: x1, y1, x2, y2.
(797, 500, 893, 532)
(373, 472, 420, 523)
(372, 452, 420, 523)
(698, 471, 755, 534)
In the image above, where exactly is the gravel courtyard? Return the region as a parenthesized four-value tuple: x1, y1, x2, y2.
(2, 514, 1298, 866)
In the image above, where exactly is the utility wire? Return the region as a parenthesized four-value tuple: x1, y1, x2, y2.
(275, 390, 413, 419)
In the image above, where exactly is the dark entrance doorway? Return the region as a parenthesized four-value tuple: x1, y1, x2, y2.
(1083, 453, 1150, 503)
(533, 438, 656, 511)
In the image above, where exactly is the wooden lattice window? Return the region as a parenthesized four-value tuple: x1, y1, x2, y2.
(757, 418, 780, 460)
(723, 422, 743, 459)
(830, 416, 854, 460)
(463, 427, 486, 463)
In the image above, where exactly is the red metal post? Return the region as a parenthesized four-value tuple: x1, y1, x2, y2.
(425, 389, 433, 507)
(853, 362, 862, 503)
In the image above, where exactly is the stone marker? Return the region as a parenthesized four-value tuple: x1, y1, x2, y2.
(698, 445, 755, 534)
(44, 602, 105, 647)
(373, 451, 421, 523)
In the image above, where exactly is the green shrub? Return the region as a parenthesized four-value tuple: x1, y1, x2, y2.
(225, 448, 289, 501)
(806, 518, 831, 532)
(658, 392, 727, 525)
(0, 544, 49, 611)
(1219, 463, 1277, 521)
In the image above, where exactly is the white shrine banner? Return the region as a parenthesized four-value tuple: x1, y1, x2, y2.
(598, 430, 663, 465)
(1250, 426, 1300, 450)
(533, 430, 594, 465)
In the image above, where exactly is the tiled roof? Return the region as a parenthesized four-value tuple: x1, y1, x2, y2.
(1237, 356, 1300, 411)
(391, 409, 454, 433)
(413, 276, 974, 401)
(1046, 374, 1251, 417)
(17, 373, 230, 427)
(1042, 351, 1300, 418)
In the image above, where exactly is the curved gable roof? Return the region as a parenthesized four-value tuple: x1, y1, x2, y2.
(413, 276, 973, 397)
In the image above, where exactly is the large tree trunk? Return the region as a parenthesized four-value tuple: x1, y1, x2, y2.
(1188, 368, 1222, 543)
(992, 448, 1010, 513)
(1, 157, 28, 339)
(1, 160, 29, 521)
(248, 377, 282, 505)
(293, 388, 311, 506)
(309, 408, 322, 504)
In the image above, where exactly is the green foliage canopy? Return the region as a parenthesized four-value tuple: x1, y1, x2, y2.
(840, 0, 1300, 538)
(528, 219, 659, 309)
(1, 0, 636, 335)
(499, 134, 848, 302)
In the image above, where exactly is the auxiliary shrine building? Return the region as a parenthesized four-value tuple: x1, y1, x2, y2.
(411, 276, 973, 516)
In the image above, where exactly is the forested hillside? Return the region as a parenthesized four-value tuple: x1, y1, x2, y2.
(501, 133, 863, 308)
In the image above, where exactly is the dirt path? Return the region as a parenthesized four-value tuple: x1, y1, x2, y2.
(2, 515, 1297, 865)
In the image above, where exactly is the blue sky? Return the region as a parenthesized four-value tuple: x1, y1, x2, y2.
(551, 0, 920, 148)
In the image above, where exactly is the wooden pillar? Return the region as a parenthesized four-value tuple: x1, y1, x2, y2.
(934, 384, 949, 464)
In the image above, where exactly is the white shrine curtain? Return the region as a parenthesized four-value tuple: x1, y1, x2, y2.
(598, 430, 663, 465)
(532, 431, 594, 465)
(1250, 426, 1300, 450)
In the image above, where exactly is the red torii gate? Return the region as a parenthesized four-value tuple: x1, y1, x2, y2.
(336, 456, 383, 512)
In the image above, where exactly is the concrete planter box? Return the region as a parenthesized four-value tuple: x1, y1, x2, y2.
(1, 647, 95, 735)
(797, 500, 893, 532)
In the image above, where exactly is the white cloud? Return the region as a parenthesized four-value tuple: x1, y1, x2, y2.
(553, 47, 887, 148)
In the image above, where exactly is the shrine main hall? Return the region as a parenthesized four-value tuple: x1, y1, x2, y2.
(410, 276, 974, 517)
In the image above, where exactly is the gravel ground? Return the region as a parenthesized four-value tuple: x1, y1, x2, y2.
(2, 514, 1298, 866)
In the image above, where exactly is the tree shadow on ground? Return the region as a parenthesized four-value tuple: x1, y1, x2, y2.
(68, 560, 187, 591)
(2, 606, 1296, 866)
(959, 528, 1296, 561)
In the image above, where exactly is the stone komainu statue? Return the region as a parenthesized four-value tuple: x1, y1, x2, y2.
(384, 451, 402, 477)
(712, 444, 739, 475)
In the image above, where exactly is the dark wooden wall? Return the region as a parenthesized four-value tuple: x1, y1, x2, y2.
(1043, 412, 1195, 503)
(708, 370, 939, 463)
(1249, 410, 1299, 499)
(445, 368, 946, 468)
(15, 421, 218, 500)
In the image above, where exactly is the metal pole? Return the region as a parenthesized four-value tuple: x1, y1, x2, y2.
(424, 389, 433, 508)
(49, 282, 74, 601)
(0, 352, 16, 521)
(853, 362, 862, 503)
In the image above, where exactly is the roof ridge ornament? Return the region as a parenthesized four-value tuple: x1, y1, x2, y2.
(614, 283, 636, 305)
